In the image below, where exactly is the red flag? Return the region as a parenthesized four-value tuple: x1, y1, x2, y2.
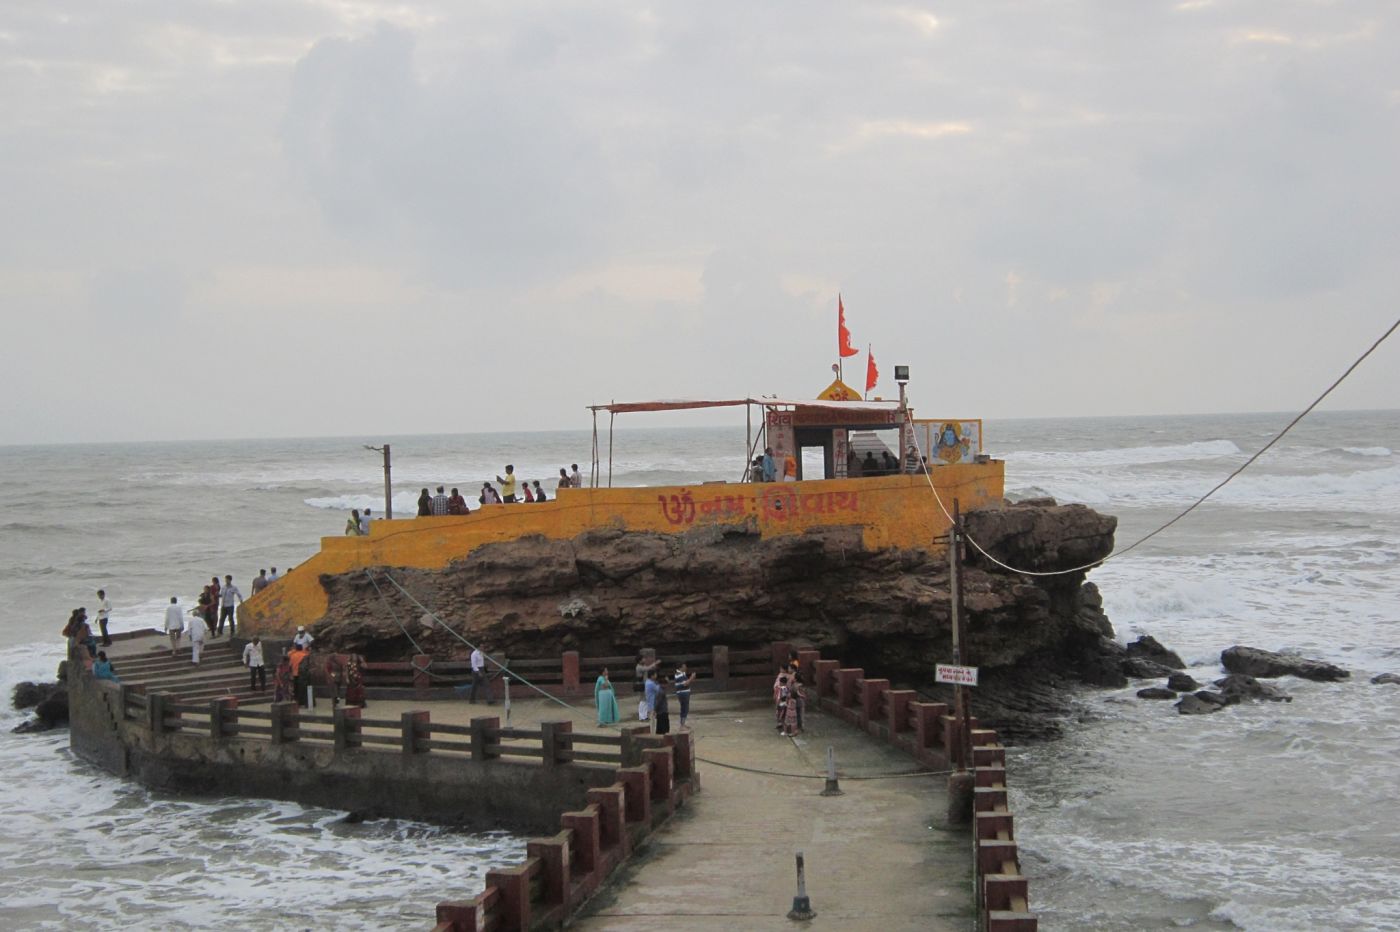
(838, 295, 858, 358)
(865, 347, 879, 394)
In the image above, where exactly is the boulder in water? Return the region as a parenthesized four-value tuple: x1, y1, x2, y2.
(1136, 687, 1177, 700)
(12, 682, 61, 710)
(1371, 673, 1400, 686)
(1214, 674, 1292, 704)
(1125, 636, 1185, 670)
(1122, 657, 1178, 679)
(1176, 693, 1224, 715)
(1221, 646, 1349, 682)
(1166, 672, 1200, 692)
(1193, 690, 1229, 707)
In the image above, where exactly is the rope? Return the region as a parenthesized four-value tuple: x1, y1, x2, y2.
(914, 314, 1400, 577)
(695, 754, 954, 780)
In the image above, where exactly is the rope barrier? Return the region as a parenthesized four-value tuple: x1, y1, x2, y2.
(912, 314, 1400, 577)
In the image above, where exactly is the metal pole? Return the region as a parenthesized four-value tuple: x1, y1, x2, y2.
(382, 444, 393, 519)
(898, 381, 909, 473)
(950, 498, 965, 765)
(608, 410, 615, 488)
(787, 850, 816, 920)
(745, 401, 752, 482)
(820, 745, 843, 796)
(504, 675, 511, 726)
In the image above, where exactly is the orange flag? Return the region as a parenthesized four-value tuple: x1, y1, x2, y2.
(865, 347, 879, 394)
(838, 295, 858, 358)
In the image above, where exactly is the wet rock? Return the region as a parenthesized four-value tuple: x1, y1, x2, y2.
(1193, 690, 1228, 706)
(1136, 687, 1177, 700)
(1166, 672, 1201, 692)
(1221, 646, 1349, 682)
(313, 500, 1121, 691)
(12, 681, 61, 710)
(1371, 673, 1400, 686)
(1122, 657, 1178, 679)
(1213, 674, 1292, 704)
(1176, 693, 1224, 715)
(1125, 636, 1186, 670)
(12, 687, 69, 733)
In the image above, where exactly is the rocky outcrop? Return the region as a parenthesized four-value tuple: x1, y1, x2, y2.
(1176, 693, 1224, 715)
(1213, 674, 1292, 704)
(1221, 647, 1349, 682)
(310, 499, 1119, 733)
(1372, 673, 1400, 685)
(1136, 687, 1177, 700)
(12, 683, 69, 733)
(1166, 672, 1201, 692)
(1125, 636, 1185, 670)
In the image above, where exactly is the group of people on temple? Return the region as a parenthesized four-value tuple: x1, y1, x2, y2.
(394, 464, 586, 523)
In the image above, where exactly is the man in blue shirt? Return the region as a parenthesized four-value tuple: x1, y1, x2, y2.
(761, 447, 777, 483)
(644, 669, 661, 723)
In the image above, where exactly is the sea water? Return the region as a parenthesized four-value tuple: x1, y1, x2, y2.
(1, 412, 1397, 929)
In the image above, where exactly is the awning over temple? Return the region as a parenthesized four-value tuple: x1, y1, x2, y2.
(587, 398, 902, 415)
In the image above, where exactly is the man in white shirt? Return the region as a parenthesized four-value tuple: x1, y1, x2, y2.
(571, 464, 584, 488)
(292, 626, 314, 650)
(164, 597, 184, 655)
(96, 589, 112, 646)
(218, 575, 242, 638)
(360, 508, 372, 535)
(242, 636, 266, 692)
(470, 646, 488, 703)
(187, 607, 207, 665)
(268, 567, 279, 582)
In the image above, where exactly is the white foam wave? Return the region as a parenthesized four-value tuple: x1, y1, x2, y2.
(1003, 439, 1242, 467)
(1340, 446, 1392, 457)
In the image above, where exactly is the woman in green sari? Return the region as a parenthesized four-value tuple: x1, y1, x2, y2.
(594, 667, 620, 726)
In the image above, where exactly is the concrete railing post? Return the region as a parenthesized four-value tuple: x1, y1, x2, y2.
(333, 706, 362, 751)
(796, 649, 821, 685)
(642, 747, 674, 806)
(412, 655, 432, 699)
(471, 716, 500, 761)
(484, 866, 530, 932)
(210, 696, 237, 740)
(541, 720, 572, 767)
(147, 692, 167, 734)
(616, 767, 652, 827)
(671, 731, 694, 782)
(270, 701, 298, 744)
(859, 678, 889, 729)
(619, 723, 651, 767)
(526, 832, 572, 907)
(711, 645, 730, 690)
(561, 808, 601, 875)
(812, 660, 839, 699)
(886, 689, 916, 736)
(402, 710, 429, 754)
(586, 786, 627, 853)
(561, 651, 580, 696)
(835, 668, 863, 708)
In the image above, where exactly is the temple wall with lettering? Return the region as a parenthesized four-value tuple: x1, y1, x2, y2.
(241, 464, 1004, 636)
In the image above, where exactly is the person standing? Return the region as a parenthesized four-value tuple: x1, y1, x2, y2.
(243, 636, 266, 692)
(218, 575, 242, 637)
(94, 590, 113, 646)
(273, 649, 293, 703)
(268, 566, 279, 582)
(343, 655, 367, 708)
(187, 606, 208, 665)
(571, 464, 584, 488)
(673, 662, 696, 729)
(417, 488, 432, 517)
(761, 447, 777, 483)
(469, 645, 488, 703)
(250, 569, 269, 595)
(288, 643, 311, 706)
(782, 452, 798, 482)
(634, 654, 658, 720)
(652, 679, 671, 735)
(360, 508, 373, 534)
(345, 509, 363, 535)
(292, 625, 314, 650)
(496, 465, 518, 503)
(557, 467, 571, 490)
(532, 480, 547, 502)
(164, 597, 184, 655)
(644, 669, 661, 723)
(595, 667, 620, 726)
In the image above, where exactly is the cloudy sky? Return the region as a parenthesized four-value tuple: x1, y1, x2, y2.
(1, 1, 1397, 444)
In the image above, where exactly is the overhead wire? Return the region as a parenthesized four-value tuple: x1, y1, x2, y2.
(910, 315, 1400, 578)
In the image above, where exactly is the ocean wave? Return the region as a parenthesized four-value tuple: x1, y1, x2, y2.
(1002, 439, 1243, 468)
(1339, 446, 1392, 458)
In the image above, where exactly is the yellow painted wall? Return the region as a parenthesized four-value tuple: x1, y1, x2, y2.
(240, 463, 1004, 637)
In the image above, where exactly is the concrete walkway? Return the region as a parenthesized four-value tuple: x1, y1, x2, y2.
(573, 692, 973, 932)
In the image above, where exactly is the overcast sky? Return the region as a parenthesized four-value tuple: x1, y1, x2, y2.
(1, 1, 1397, 444)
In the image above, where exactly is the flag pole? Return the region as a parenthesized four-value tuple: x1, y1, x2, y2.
(837, 293, 843, 385)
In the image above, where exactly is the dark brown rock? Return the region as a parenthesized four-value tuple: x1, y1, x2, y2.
(1137, 687, 1177, 700)
(1166, 672, 1200, 692)
(1214, 673, 1292, 704)
(1125, 635, 1185, 670)
(1122, 657, 1178, 679)
(12, 681, 61, 710)
(1176, 694, 1224, 715)
(1371, 673, 1400, 685)
(311, 500, 1121, 715)
(1221, 646, 1349, 682)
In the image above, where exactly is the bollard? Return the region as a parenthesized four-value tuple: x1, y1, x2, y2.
(820, 746, 843, 797)
(787, 850, 816, 921)
(504, 677, 511, 726)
